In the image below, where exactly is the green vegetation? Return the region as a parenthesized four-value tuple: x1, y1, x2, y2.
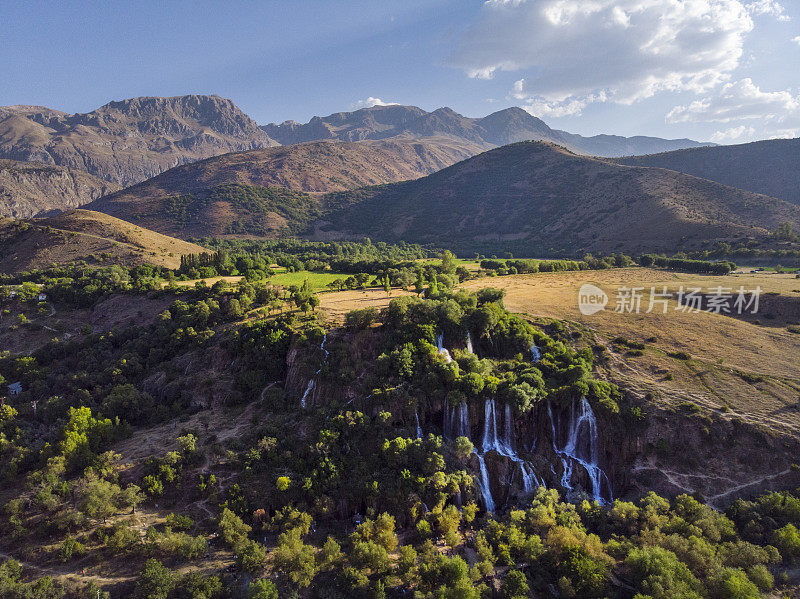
(0, 249, 799, 598)
(639, 254, 736, 275)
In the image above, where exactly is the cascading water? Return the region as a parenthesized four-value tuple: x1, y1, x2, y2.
(479, 399, 542, 502)
(547, 397, 612, 504)
(300, 334, 328, 408)
(503, 404, 514, 455)
(415, 411, 423, 440)
(481, 399, 501, 453)
(444, 401, 470, 440)
(466, 333, 474, 355)
(530, 344, 541, 363)
(435, 333, 452, 363)
(475, 453, 495, 513)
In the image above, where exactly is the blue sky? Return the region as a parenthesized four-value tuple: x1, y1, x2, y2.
(1, 0, 798, 143)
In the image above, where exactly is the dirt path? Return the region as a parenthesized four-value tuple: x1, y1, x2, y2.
(0, 550, 132, 586)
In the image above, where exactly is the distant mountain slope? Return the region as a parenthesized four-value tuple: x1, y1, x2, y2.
(557, 132, 716, 158)
(0, 95, 277, 187)
(0, 160, 120, 218)
(0, 209, 206, 273)
(313, 142, 800, 255)
(86, 138, 485, 237)
(263, 104, 712, 157)
(614, 138, 800, 206)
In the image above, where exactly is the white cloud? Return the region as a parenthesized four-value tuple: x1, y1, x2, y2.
(351, 97, 399, 109)
(793, 35, 800, 45)
(453, 0, 755, 115)
(746, 0, 790, 20)
(710, 125, 756, 142)
(666, 78, 800, 123)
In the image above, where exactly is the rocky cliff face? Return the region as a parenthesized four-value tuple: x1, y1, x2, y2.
(0, 95, 277, 187)
(0, 160, 120, 218)
(284, 330, 800, 510)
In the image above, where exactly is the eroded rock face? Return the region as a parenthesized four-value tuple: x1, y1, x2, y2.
(284, 333, 800, 511)
(0, 159, 120, 218)
(0, 95, 277, 188)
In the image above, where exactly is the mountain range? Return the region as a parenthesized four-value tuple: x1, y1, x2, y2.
(0, 95, 717, 216)
(87, 141, 800, 255)
(1, 93, 798, 258)
(86, 138, 485, 238)
(313, 142, 800, 255)
(263, 104, 714, 157)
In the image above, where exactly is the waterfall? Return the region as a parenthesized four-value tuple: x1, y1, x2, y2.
(300, 380, 315, 409)
(444, 401, 470, 440)
(520, 462, 542, 493)
(301, 334, 328, 408)
(415, 411, 423, 439)
(547, 397, 612, 504)
(530, 344, 541, 363)
(503, 403, 514, 454)
(482, 399, 514, 456)
(436, 333, 452, 363)
(482, 399, 500, 453)
(480, 399, 542, 498)
(466, 332, 474, 354)
(475, 452, 495, 513)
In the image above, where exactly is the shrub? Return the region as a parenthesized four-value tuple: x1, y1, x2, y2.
(59, 535, 85, 562)
(248, 579, 279, 599)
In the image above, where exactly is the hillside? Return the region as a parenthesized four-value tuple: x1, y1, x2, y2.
(86, 138, 485, 237)
(313, 141, 800, 255)
(0, 95, 276, 187)
(0, 209, 206, 273)
(263, 104, 713, 157)
(0, 159, 120, 218)
(615, 137, 800, 206)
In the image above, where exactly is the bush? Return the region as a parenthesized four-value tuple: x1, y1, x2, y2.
(59, 535, 85, 562)
(345, 307, 379, 329)
(135, 559, 175, 599)
(248, 579, 279, 599)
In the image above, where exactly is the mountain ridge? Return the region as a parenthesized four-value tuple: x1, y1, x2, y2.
(263, 104, 714, 157)
(312, 141, 800, 255)
(0, 94, 277, 187)
(0, 208, 206, 273)
(614, 138, 800, 206)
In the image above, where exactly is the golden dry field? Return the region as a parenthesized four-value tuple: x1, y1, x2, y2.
(463, 268, 800, 436)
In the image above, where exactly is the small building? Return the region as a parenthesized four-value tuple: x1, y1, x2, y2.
(38, 293, 47, 301)
(8, 382, 22, 396)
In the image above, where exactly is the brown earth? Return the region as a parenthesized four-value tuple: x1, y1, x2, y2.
(0, 209, 206, 273)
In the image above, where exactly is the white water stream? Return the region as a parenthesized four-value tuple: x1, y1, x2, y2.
(300, 334, 328, 408)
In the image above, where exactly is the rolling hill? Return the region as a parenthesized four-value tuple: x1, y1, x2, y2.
(0, 159, 120, 219)
(0, 95, 276, 187)
(263, 104, 713, 157)
(312, 142, 800, 255)
(614, 138, 800, 206)
(0, 209, 206, 273)
(85, 138, 486, 237)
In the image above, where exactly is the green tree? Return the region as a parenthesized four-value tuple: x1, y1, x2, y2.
(218, 507, 251, 549)
(135, 559, 175, 599)
(248, 579, 279, 599)
(273, 528, 318, 588)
